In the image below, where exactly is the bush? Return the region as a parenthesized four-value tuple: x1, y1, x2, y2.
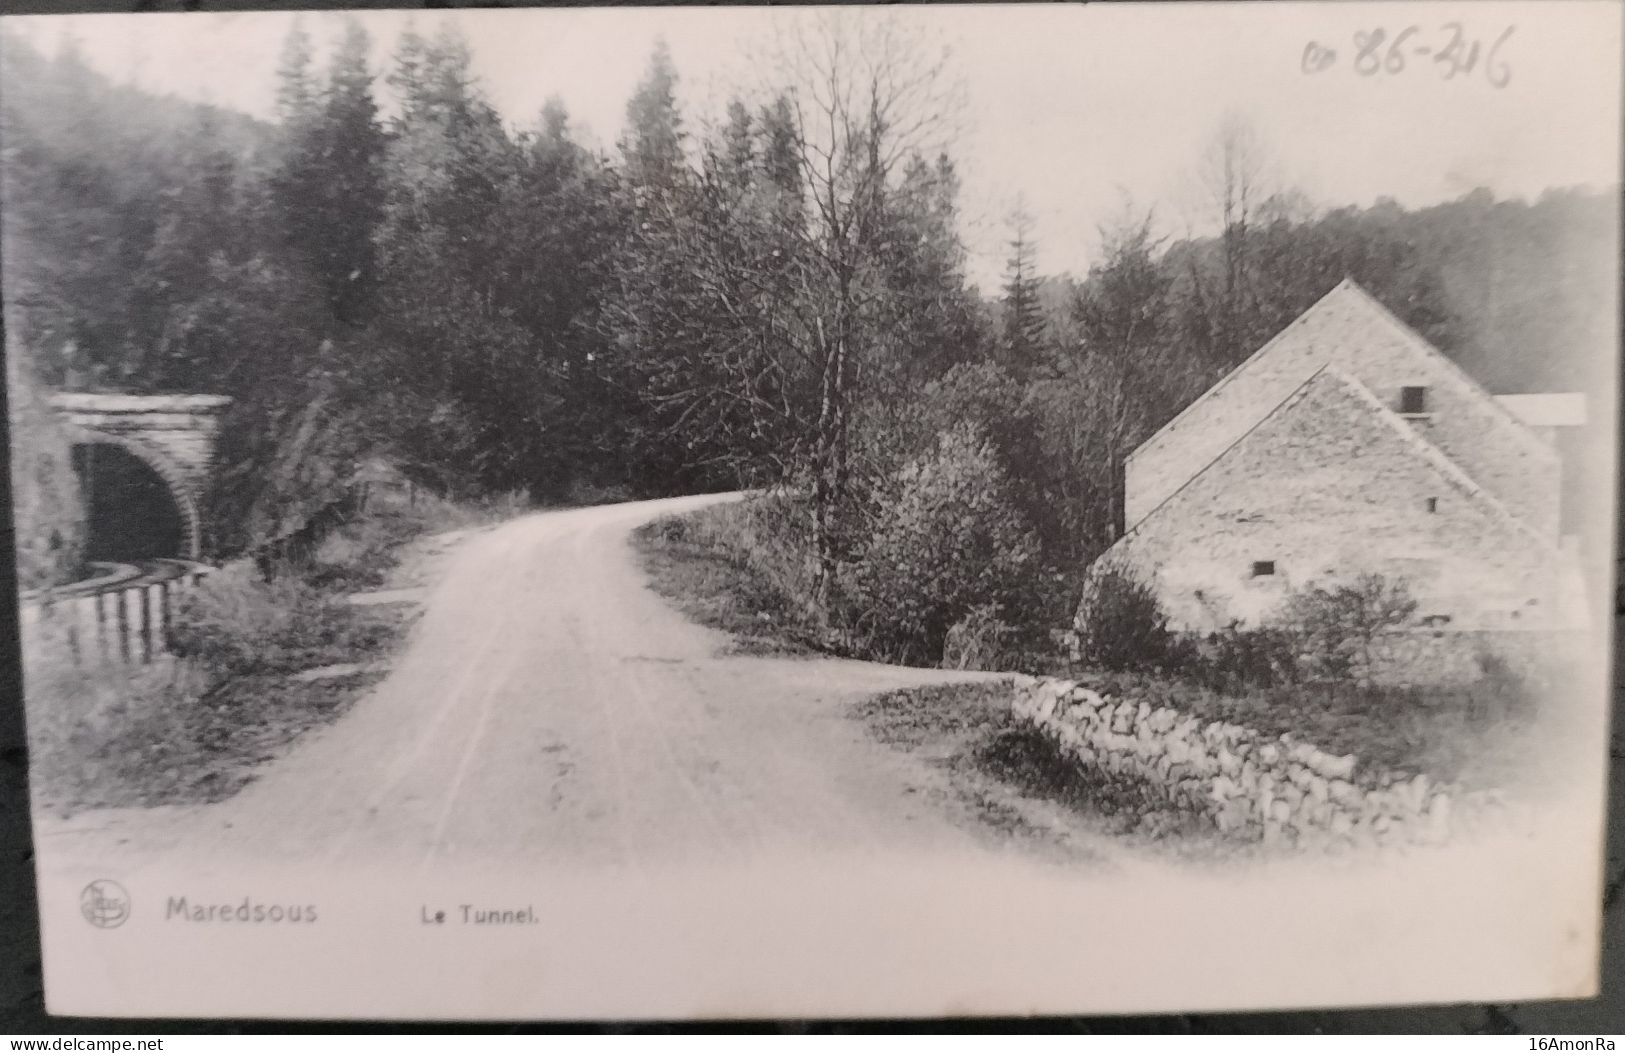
(1190, 624, 1300, 691)
(693, 492, 824, 629)
(1073, 562, 1177, 671)
(22, 611, 209, 815)
(940, 602, 1019, 671)
(22, 484, 507, 815)
(904, 361, 1100, 574)
(1277, 572, 1417, 683)
(847, 423, 1045, 666)
(167, 566, 355, 678)
(563, 477, 632, 508)
(24, 596, 393, 815)
(634, 496, 831, 655)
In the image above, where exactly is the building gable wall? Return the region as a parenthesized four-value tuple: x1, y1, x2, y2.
(1096, 370, 1572, 634)
(1124, 282, 1561, 540)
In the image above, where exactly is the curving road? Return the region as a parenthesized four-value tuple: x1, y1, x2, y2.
(31, 496, 1600, 1022)
(39, 494, 1120, 869)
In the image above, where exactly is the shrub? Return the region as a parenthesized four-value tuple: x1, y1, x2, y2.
(656, 515, 690, 544)
(24, 593, 393, 815)
(1073, 562, 1177, 671)
(563, 477, 632, 508)
(690, 492, 824, 629)
(635, 496, 831, 654)
(1192, 623, 1301, 691)
(847, 423, 1045, 666)
(940, 602, 1019, 671)
(906, 361, 1096, 573)
(167, 566, 348, 678)
(1466, 648, 1539, 726)
(1277, 572, 1417, 683)
(304, 519, 400, 591)
(22, 611, 210, 815)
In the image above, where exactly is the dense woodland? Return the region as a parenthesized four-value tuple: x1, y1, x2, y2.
(4, 20, 1617, 658)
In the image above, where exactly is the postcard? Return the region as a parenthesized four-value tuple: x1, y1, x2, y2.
(6, 1, 1619, 1019)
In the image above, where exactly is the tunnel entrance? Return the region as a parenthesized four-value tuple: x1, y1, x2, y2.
(71, 442, 188, 562)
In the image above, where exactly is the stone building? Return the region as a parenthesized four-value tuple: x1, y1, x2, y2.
(1082, 279, 1587, 651)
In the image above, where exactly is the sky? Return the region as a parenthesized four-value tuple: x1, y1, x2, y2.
(8, 2, 1621, 289)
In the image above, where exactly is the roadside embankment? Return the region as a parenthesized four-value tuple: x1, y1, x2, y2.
(23, 491, 521, 817)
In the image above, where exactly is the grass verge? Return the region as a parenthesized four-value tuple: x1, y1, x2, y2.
(632, 501, 830, 657)
(855, 681, 1217, 856)
(24, 489, 521, 818)
(634, 497, 1526, 802)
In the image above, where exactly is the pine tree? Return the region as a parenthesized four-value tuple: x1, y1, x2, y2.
(131, 112, 250, 388)
(873, 153, 987, 388)
(604, 41, 709, 492)
(386, 22, 427, 121)
(720, 99, 754, 192)
(266, 19, 387, 332)
(1001, 202, 1049, 375)
(757, 94, 801, 203)
(620, 39, 684, 198)
(370, 21, 575, 496)
(268, 21, 325, 306)
(274, 19, 317, 129)
(313, 18, 386, 326)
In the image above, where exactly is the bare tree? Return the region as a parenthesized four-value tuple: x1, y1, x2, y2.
(1192, 112, 1278, 363)
(1071, 205, 1175, 544)
(769, 10, 962, 611)
(609, 13, 966, 615)
(1199, 113, 1269, 301)
(1281, 573, 1418, 685)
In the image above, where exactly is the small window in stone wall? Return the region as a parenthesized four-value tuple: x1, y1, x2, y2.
(1251, 560, 1275, 577)
(1400, 386, 1429, 414)
(1425, 497, 1438, 513)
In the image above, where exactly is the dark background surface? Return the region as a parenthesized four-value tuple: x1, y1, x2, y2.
(0, 0, 1619, 1034)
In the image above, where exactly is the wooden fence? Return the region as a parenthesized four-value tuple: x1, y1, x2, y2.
(19, 563, 210, 665)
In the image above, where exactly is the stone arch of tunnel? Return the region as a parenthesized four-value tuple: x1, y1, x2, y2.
(68, 432, 202, 561)
(48, 393, 230, 564)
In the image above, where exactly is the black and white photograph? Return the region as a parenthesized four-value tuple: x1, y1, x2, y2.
(3, 1, 1620, 1020)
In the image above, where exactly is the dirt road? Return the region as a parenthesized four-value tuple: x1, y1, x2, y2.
(32, 497, 1602, 1023)
(39, 494, 1123, 870)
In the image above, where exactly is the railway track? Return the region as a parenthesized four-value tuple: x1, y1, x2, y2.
(20, 558, 208, 605)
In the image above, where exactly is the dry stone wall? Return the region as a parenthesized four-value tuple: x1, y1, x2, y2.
(1012, 676, 1472, 848)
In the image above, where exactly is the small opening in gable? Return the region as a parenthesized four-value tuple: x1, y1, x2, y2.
(1251, 560, 1275, 578)
(1425, 497, 1438, 513)
(1400, 386, 1429, 414)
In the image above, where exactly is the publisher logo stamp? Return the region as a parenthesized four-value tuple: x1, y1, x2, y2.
(80, 880, 130, 929)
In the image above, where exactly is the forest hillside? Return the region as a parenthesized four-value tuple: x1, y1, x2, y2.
(3, 24, 1616, 614)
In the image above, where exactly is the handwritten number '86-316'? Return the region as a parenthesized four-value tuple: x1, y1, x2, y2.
(1303, 24, 1515, 88)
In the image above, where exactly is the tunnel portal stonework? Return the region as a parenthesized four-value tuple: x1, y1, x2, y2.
(49, 393, 233, 559)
